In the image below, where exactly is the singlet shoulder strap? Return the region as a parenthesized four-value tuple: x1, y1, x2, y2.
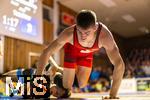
(73, 25, 79, 46)
(92, 22, 102, 49)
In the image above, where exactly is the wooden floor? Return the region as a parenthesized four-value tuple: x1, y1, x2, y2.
(0, 92, 150, 100)
(50, 92, 150, 100)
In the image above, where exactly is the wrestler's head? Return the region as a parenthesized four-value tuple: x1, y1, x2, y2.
(76, 10, 97, 40)
(76, 10, 97, 29)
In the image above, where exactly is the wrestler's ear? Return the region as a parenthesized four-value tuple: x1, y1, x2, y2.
(91, 24, 97, 30)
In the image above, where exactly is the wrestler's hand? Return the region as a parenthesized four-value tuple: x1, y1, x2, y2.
(102, 96, 119, 100)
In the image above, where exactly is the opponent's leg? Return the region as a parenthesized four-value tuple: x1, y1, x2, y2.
(49, 56, 63, 73)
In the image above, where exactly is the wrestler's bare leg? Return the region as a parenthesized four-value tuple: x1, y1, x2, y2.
(76, 66, 92, 88)
(62, 68, 75, 89)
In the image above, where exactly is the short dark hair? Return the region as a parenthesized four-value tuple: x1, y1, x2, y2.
(76, 10, 97, 29)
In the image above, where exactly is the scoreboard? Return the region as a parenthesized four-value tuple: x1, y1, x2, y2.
(0, 0, 43, 44)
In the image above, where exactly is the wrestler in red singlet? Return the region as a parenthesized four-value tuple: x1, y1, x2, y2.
(64, 23, 102, 69)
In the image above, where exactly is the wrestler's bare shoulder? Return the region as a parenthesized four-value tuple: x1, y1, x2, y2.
(61, 24, 75, 43)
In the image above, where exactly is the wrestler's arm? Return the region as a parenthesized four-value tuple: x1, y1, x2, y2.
(36, 26, 74, 75)
(100, 25, 125, 98)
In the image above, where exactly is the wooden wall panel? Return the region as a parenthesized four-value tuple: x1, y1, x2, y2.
(4, 37, 44, 72)
(43, 20, 53, 45)
(43, 0, 53, 7)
